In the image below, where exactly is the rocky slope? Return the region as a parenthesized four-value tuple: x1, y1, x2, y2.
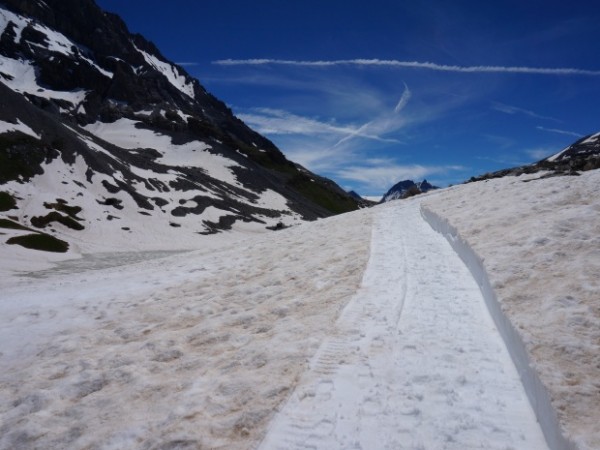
(468, 131, 600, 183)
(0, 0, 360, 255)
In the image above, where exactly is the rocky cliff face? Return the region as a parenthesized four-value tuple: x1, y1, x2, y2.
(0, 0, 360, 253)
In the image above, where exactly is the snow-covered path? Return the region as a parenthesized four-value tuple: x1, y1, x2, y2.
(259, 201, 548, 449)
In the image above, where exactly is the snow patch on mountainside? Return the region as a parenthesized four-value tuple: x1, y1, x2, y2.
(0, 56, 88, 105)
(84, 119, 242, 185)
(581, 132, 600, 145)
(0, 6, 112, 79)
(0, 118, 40, 139)
(133, 43, 195, 99)
(0, 8, 28, 41)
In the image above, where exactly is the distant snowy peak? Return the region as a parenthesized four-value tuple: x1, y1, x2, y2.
(382, 179, 438, 203)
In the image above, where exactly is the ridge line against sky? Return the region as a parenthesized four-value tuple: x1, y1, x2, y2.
(213, 58, 600, 76)
(94, 0, 600, 197)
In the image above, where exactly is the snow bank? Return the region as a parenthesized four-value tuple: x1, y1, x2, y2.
(422, 170, 600, 450)
(421, 206, 575, 450)
(260, 200, 547, 449)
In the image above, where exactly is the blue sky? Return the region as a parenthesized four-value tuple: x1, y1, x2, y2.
(97, 0, 600, 195)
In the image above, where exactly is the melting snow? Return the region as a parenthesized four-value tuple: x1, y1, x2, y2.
(0, 208, 373, 449)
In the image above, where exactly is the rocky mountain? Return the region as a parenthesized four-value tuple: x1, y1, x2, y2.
(381, 179, 438, 203)
(0, 0, 361, 254)
(468, 131, 600, 183)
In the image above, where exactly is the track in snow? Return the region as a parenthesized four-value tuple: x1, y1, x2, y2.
(258, 200, 548, 450)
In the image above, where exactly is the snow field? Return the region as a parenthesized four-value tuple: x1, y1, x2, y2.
(0, 207, 373, 449)
(259, 200, 547, 450)
(423, 170, 600, 450)
(1, 169, 596, 449)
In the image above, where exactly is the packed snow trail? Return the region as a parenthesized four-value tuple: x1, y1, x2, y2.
(258, 200, 548, 449)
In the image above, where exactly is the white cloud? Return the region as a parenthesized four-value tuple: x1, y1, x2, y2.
(214, 58, 600, 76)
(335, 162, 465, 192)
(231, 80, 469, 194)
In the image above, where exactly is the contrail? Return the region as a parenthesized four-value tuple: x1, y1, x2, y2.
(213, 58, 600, 76)
(394, 83, 411, 113)
(536, 126, 581, 137)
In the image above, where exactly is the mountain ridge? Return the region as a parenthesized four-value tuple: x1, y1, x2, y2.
(381, 179, 438, 203)
(0, 0, 361, 255)
(468, 131, 600, 183)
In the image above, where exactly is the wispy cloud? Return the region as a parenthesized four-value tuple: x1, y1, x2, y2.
(230, 78, 471, 193)
(333, 84, 411, 148)
(176, 62, 199, 67)
(336, 162, 465, 192)
(536, 126, 581, 138)
(525, 148, 554, 161)
(214, 58, 600, 76)
(491, 102, 560, 121)
(238, 108, 400, 144)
